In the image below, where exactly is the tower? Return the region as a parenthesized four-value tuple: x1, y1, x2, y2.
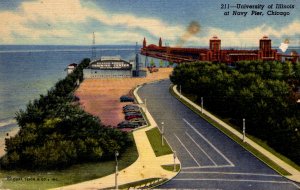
(159, 37, 162, 47)
(143, 37, 147, 48)
(259, 35, 271, 51)
(209, 36, 221, 51)
(209, 36, 221, 61)
(259, 36, 272, 59)
(91, 32, 96, 60)
(135, 42, 140, 76)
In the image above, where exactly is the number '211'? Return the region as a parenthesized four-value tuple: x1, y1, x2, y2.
(221, 4, 230, 9)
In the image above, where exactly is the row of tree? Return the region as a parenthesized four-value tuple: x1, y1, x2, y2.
(1, 58, 133, 170)
(171, 61, 300, 165)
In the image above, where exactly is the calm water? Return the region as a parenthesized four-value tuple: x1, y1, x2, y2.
(0, 45, 299, 137)
(0, 45, 137, 137)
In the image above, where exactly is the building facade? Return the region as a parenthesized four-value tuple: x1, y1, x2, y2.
(141, 36, 299, 63)
(83, 56, 133, 78)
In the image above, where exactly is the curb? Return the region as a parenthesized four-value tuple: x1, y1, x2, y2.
(131, 82, 181, 189)
(171, 84, 300, 184)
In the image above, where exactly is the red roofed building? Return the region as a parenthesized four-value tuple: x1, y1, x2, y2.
(141, 36, 299, 64)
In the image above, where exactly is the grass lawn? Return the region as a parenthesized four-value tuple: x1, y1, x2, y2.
(0, 134, 138, 190)
(161, 164, 180, 172)
(139, 107, 150, 128)
(146, 128, 173, 157)
(170, 85, 300, 176)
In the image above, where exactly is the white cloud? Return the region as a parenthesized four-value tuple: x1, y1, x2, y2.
(0, 0, 299, 46)
(181, 20, 300, 47)
(0, 0, 183, 44)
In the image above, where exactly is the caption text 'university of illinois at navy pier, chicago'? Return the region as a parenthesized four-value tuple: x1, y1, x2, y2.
(221, 3, 295, 17)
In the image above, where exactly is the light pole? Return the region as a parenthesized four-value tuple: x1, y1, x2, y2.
(243, 118, 246, 142)
(179, 85, 182, 99)
(115, 151, 119, 190)
(161, 122, 164, 146)
(201, 97, 204, 114)
(173, 151, 177, 172)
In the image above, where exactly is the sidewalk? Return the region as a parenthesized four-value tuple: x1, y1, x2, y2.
(173, 85, 300, 183)
(52, 85, 179, 190)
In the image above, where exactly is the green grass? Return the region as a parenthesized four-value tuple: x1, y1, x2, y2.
(0, 134, 138, 190)
(170, 85, 298, 176)
(139, 107, 150, 128)
(220, 118, 300, 173)
(146, 128, 173, 157)
(161, 164, 180, 172)
(246, 133, 300, 172)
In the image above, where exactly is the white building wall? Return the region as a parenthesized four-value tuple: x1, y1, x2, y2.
(83, 69, 132, 79)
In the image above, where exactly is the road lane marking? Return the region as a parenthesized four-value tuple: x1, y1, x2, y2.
(172, 178, 296, 186)
(181, 165, 234, 169)
(174, 134, 201, 167)
(180, 171, 281, 177)
(292, 182, 300, 189)
(185, 132, 217, 166)
(183, 118, 235, 167)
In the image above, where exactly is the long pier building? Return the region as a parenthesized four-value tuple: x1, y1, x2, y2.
(141, 36, 299, 64)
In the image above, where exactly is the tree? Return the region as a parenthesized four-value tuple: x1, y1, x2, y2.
(159, 59, 164, 67)
(150, 59, 155, 67)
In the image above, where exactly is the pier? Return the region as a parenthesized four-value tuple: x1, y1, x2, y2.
(140, 36, 299, 64)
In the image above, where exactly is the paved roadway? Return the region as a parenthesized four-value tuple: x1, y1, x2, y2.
(138, 79, 300, 190)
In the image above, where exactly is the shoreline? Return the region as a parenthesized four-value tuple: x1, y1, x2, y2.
(0, 126, 20, 158)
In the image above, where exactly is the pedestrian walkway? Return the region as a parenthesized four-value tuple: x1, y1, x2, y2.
(51, 84, 179, 190)
(173, 85, 300, 183)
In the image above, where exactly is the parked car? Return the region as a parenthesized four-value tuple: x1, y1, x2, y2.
(123, 109, 140, 113)
(129, 118, 145, 122)
(120, 95, 134, 102)
(129, 118, 146, 126)
(123, 107, 140, 112)
(123, 104, 139, 110)
(125, 112, 142, 116)
(117, 121, 139, 128)
(124, 104, 137, 107)
(125, 115, 143, 120)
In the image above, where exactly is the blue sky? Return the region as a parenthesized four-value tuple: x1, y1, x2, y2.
(0, 0, 299, 47)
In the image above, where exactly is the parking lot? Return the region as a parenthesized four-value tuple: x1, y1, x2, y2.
(75, 68, 172, 127)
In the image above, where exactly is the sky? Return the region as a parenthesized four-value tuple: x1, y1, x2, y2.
(0, 0, 299, 47)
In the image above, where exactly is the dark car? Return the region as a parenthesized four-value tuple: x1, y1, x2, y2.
(123, 104, 138, 108)
(129, 118, 146, 126)
(123, 107, 140, 112)
(125, 112, 142, 116)
(120, 96, 134, 102)
(129, 118, 145, 122)
(123, 105, 139, 110)
(117, 121, 139, 128)
(124, 110, 140, 114)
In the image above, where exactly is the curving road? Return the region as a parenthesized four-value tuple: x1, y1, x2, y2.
(138, 79, 299, 190)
